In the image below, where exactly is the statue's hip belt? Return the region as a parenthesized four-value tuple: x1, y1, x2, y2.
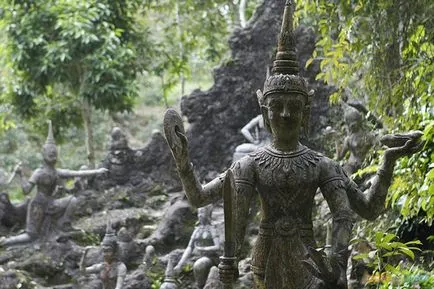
(259, 220, 312, 237)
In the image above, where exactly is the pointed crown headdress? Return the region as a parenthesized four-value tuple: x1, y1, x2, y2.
(262, 0, 309, 102)
(102, 219, 118, 249)
(44, 120, 56, 147)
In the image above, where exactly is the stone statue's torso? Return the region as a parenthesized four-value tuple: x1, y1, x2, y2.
(32, 167, 58, 199)
(100, 261, 124, 289)
(235, 145, 345, 289)
(252, 145, 322, 226)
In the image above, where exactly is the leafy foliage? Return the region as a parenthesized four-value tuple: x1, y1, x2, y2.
(0, 0, 147, 141)
(297, 0, 434, 222)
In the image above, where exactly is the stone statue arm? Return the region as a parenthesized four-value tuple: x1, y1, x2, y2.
(303, 162, 355, 289)
(346, 133, 423, 220)
(57, 167, 108, 178)
(241, 115, 262, 144)
(232, 158, 256, 259)
(174, 227, 199, 273)
(164, 109, 224, 207)
(115, 263, 127, 289)
(321, 180, 355, 275)
(18, 168, 37, 195)
(84, 263, 103, 274)
(177, 161, 225, 207)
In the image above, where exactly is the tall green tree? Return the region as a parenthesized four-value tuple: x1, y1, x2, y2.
(0, 0, 148, 167)
(297, 0, 434, 221)
(142, 0, 262, 104)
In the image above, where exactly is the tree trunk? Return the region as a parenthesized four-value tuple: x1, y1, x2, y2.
(239, 0, 248, 27)
(81, 98, 95, 168)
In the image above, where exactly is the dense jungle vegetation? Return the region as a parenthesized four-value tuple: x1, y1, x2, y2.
(0, 0, 433, 288)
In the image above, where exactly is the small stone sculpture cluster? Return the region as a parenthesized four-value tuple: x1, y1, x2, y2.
(0, 1, 424, 289)
(163, 1, 422, 288)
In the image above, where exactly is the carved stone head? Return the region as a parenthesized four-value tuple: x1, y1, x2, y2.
(258, 0, 312, 140)
(110, 127, 129, 151)
(198, 205, 213, 226)
(344, 106, 364, 133)
(102, 220, 118, 262)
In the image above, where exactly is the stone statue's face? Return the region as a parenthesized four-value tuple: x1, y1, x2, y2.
(42, 144, 57, 165)
(103, 245, 114, 262)
(265, 93, 305, 141)
(198, 208, 211, 225)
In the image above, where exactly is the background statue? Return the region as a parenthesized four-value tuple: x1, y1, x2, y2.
(0, 121, 107, 246)
(337, 105, 377, 175)
(174, 204, 221, 289)
(163, 1, 422, 288)
(233, 114, 271, 161)
(102, 127, 134, 185)
(160, 257, 178, 289)
(80, 221, 127, 289)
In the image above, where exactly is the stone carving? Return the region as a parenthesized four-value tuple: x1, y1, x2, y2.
(0, 121, 107, 246)
(163, 1, 422, 288)
(102, 127, 135, 186)
(337, 105, 377, 175)
(233, 114, 271, 161)
(160, 257, 178, 289)
(80, 221, 127, 289)
(173, 205, 221, 289)
(0, 163, 29, 229)
(142, 245, 156, 270)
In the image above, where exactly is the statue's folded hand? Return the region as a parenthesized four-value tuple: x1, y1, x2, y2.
(98, 168, 109, 175)
(382, 131, 424, 161)
(163, 109, 190, 169)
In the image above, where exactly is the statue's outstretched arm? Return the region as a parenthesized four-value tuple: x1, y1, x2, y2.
(346, 132, 423, 220)
(57, 167, 107, 178)
(164, 109, 224, 207)
(84, 263, 103, 274)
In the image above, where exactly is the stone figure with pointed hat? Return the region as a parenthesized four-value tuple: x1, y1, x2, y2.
(160, 257, 178, 289)
(80, 220, 127, 289)
(163, 1, 422, 288)
(0, 121, 107, 247)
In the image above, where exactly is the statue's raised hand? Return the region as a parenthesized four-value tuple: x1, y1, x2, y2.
(302, 247, 347, 289)
(381, 131, 424, 161)
(163, 109, 190, 170)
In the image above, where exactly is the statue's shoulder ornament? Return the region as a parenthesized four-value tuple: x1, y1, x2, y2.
(230, 154, 257, 187)
(318, 156, 350, 191)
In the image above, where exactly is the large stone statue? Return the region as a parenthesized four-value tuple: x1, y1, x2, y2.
(233, 114, 271, 161)
(163, 1, 422, 288)
(0, 121, 107, 246)
(174, 204, 221, 289)
(80, 221, 127, 289)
